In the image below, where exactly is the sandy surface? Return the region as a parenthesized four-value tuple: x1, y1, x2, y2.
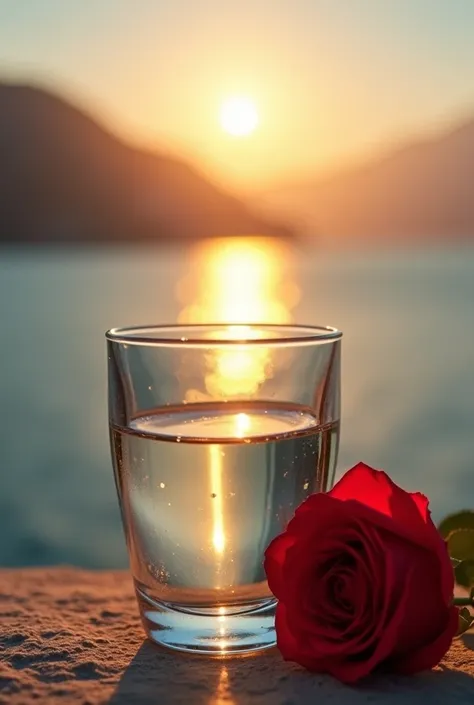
(1, 569, 474, 704)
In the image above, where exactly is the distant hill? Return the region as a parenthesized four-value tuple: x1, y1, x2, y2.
(0, 83, 293, 244)
(257, 119, 474, 244)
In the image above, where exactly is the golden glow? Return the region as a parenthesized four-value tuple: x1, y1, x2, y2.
(178, 237, 296, 324)
(210, 666, 233, 703)
(209, 414, 254, 560)
(209, 445, 225, 555)
(178, 237, 299, 400)
(209, 414, 253, 562)
(218, 606, 227, 637)
(220, 96, 259, 136)
(209, 346, 269, 398)
(235, 412, 251, 438)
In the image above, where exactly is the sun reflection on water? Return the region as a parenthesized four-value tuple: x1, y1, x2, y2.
(178, 236, 298, 326)
(178, 236, 299, 399)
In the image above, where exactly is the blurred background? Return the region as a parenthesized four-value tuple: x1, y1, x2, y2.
(1, 0, 474, 568)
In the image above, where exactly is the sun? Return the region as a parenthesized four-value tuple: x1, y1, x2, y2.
(219, 96, 259, 137)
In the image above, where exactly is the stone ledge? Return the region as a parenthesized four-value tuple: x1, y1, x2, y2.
(1, 568, 474, 704)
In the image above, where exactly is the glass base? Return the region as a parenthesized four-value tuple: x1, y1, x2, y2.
(136, 587, 277, 656)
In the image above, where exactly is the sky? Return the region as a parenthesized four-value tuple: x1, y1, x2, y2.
(1, 0, 474, 191)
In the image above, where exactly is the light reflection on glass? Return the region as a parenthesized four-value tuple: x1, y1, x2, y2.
(218, 606, 227, 638)
(209, 445, 226, 557)
(234, 412, 251, 438)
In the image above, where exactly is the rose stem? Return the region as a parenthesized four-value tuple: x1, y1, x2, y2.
(453, 597, 474, 606)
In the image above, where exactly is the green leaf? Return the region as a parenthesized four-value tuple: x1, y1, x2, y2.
(455, 560, 474, 588)
(456, 607, 474, 636)
(448, 530, 474, 562)
(439, 511, 474, 540)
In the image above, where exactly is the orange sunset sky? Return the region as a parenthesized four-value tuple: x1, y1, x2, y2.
(1, 0, 474, 191)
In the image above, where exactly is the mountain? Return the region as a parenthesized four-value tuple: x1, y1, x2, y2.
(0, 83, 293, 244)
(256, 119, 474, 244)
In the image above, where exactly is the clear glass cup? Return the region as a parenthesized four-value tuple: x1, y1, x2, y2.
(106, 324, 342, 655)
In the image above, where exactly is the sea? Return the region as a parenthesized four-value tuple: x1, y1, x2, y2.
(1, 241, 473, 568)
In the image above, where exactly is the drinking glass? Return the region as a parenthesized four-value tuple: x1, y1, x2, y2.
(107, 324, 342, 655)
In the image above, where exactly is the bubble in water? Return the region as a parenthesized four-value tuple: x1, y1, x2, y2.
(211, 493, 217, 498)
(160, 482, 165, 489)
(283, 471, 288, 478)
(303, 481, 309, 490)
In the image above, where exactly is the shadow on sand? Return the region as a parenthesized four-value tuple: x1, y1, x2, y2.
(108, 640, 474, 705)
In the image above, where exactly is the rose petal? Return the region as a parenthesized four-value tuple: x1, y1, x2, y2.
(275, 602, 332, 673)
(347, 563, 370, 621)
(313, 530, 408, 670)
(286, 475, 446, 575)
(289, 536, 383, 656)
(330, 567, 356, 613)
(264, 493, 353, 607)
(330, 533, 388, 652)
(281, 521, 388, 653)
(283, 532, 354, 604)
(351, 499, 454, 612)
(381, 530, 454, 657)
(310, 565, 357, 631)
(274, 601, 301, 662)
(266, 495, 357, 634)
(325, 562, 415, 683)
(285, 492, 352, 539)
(264, 532, 298, 601)
(391, 606, 458, 675)
(352, 520, 386, 618)
(330, 463, 440, 553)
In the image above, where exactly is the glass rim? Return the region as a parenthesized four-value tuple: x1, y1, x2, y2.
(105, 323, 342, 347)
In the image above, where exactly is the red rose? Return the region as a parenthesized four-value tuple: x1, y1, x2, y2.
(264, 463, 458, 683)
